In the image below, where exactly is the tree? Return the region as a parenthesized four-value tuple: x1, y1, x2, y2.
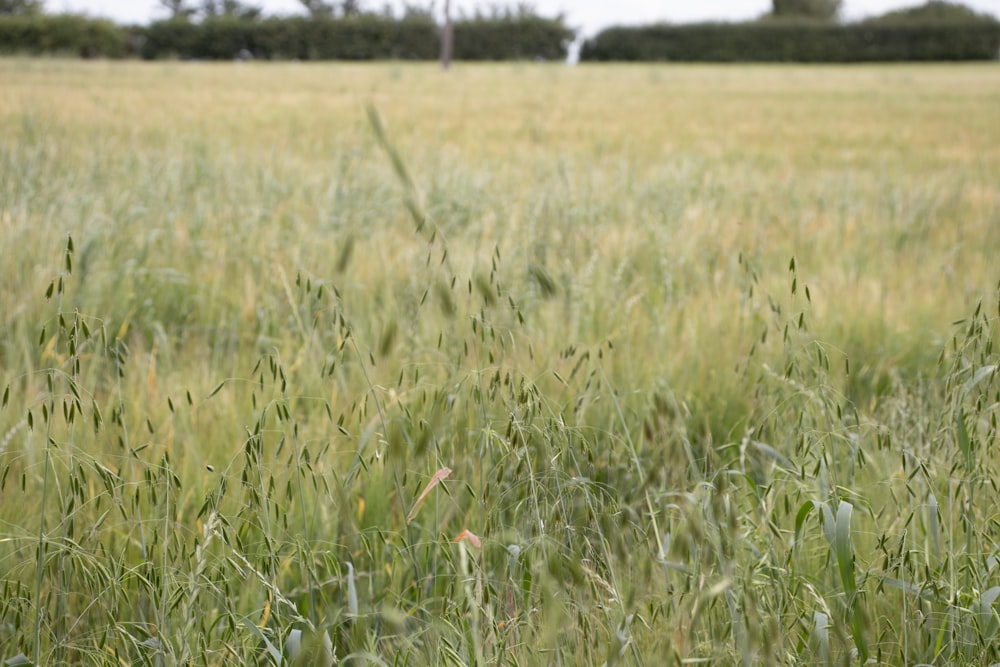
(340, 0, 362, 16)
(400, 3, 433, 20)
(159, 0, 197, 20)
(201, 0, 262, 20)
(770, 0, 842, 21)
(440, 0, 453, 69)
(863, 1, 997, 24)
(298, 0, 334, 17)
(0, 0, 43, 14)
(298, 0, 363, 18)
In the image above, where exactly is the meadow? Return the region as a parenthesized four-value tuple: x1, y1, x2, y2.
(0, 59, 999, 665)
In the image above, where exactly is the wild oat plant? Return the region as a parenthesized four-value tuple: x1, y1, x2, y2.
(1, 62, 999, 666)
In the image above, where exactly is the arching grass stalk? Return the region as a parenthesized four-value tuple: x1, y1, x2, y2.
(157, 453, 174, 660)
(32, 235, 73, 664)
(281, 353, 321, 622)
(32, 391, 53, 665)
(359, 103, 446, 525)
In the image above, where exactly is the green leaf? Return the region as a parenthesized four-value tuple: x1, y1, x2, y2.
(831, 501, 868, 662)
(241, 619, 282, 664)
(834, 501, 856, 598)
(964, 364, 997, 391)
(974, 586, 1000, 640)
(753, 440, 793, 470)
(955, 405, 972, 471)
(794, 500, 815, 545)
(812, 612, 830, 666)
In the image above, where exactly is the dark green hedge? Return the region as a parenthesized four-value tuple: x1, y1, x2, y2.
(2, 9, 996, 62)
(141, 16, 440, 60)
(0, 14, 130, 57)
(139, 15, 571, 61)
(580, 21, 1000, 62)
(0, 13, 573, 61)
(452, 16, 573, 60)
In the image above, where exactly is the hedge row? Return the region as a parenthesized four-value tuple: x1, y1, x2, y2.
(580, 21, 1000, 62)
(0, 14, 131, 58)
(0, 14, 573, 61)
(4, 12, 995, 62)
(141, 16, 439, 60)
(448, 16, 572, 61)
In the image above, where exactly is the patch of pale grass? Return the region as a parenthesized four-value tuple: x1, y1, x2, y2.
(0, 60, 998, 665)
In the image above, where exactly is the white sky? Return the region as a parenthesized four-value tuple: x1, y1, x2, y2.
(51, 0, 1000, 36)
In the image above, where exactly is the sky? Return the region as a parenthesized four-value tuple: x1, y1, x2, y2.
(50, 0, 1000, 36)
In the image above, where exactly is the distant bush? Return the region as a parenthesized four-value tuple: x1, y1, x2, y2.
(269, 16, 440, 60)
(452, 16, 574, 61)
(769, 0, 843, 22)
(139, 19, 198, 59)
(138, 15, 571, 61)
(862, 0, 998, 25)
(0, 0, 44, 16)
(140, 16, 439, 60)
(0, 14, 129, 57)
(580, 19, 1000, 62)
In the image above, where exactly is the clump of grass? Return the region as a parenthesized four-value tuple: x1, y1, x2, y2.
(1, 61, 999, 665)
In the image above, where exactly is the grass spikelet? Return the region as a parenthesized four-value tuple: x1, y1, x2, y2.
(407, 466, 452, 524)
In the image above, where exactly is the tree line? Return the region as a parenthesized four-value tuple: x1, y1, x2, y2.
(0, 0, 997, 61)
(581, 0, 1000, 62)
(0, 0, 574, 61)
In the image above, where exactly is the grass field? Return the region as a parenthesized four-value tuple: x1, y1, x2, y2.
(1, 59, 999, 665)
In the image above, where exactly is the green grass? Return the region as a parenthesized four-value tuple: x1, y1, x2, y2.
(0, 59, 999, 665)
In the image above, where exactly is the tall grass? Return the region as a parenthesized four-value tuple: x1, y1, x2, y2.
(0, 60, 999, 664)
